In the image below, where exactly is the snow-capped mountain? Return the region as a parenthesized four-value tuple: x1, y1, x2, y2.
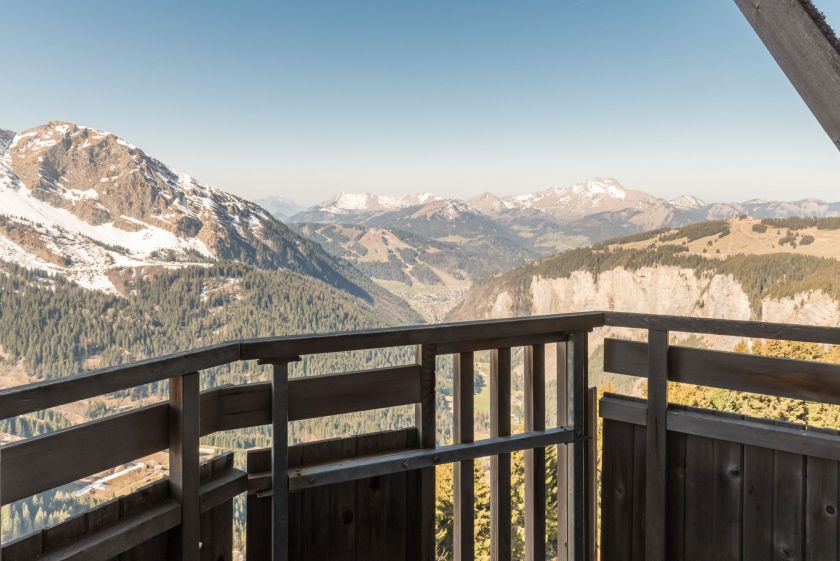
(669, 195, 706, 210)
(290, 191, 443, 223)
(0, 121, 417, 319)
(503, 178, 660, 221)
(466, 192, 515, 214)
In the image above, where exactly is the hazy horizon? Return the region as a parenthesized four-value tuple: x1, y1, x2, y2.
(3, 0, 839, 206)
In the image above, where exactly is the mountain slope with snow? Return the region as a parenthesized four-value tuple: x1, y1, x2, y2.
(0, 122, 417, 321)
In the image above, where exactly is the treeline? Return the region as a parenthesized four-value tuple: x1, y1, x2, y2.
(761, 216, 840, 231)
(453, 243, 840, 318)
(0, 262, 390, 379)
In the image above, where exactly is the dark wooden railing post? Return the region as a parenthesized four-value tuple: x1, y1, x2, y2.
(569, 332, 589, 561)
(646, 330, 669, 561)
(1, 446, 3, 561)
(524, 344, 546, 561)
(169, 371, 201, 561)
(586, 387, 597, 561)
(454, 351, 475, 561)
(417, 343, 437, 561)
(490, 347, 512, 561)
(271, 360, 293, 561)
(557, 340, 571, 561)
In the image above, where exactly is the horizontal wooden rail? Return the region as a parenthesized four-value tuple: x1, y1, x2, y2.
(2, 404, 170, 505)
(604, 311, 840, 345)
(2, 367, 420, 505)
(0, 312, 602, 420)
(0, 343, 240, 421)
(4, 453, 244, 561)
(600, 394, 840, 463)
(246, 428, 575, 493)
(36, 501, 182, 561)
(240, 312, 602, 360)
(604, 338, 840, 405)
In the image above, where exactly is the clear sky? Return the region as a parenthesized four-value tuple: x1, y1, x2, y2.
(2, 0, 839, 206)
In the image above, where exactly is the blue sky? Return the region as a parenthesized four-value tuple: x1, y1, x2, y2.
(2, 0, 839, 205)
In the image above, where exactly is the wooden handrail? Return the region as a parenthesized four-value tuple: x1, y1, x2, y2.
(604, 311, 840, 344)
(0, 311, 603, 420)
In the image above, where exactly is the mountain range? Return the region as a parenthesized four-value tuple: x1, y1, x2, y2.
(0, 121, 416, 321)
(3, 120, 840, 324)
(283, 179, 840, 300)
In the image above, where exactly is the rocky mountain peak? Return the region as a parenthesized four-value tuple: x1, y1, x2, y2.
(669, 195, 706, 210)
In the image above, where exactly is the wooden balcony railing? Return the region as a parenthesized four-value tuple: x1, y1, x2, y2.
(2, 311, 840, 561)
(0, 312, 602, 561)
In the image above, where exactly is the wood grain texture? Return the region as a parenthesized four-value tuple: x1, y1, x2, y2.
(0, 343, 239, 421)
(454, 352, 475, 561)
(556, 341, 571, 561)
(417, 343, 437, 561)
(570, 332, 589, 561)
(168, 372, 201, 561)
(242, 312, 603, 360)
(272, 361, 291, 561)
(645, 330, 668, 561)
(604, 311, 840, 344)
(605, 338, 840, 405)
(490, 347, 512, 561)
(600, 419, 635, 561)
(524, 345, 546, 561)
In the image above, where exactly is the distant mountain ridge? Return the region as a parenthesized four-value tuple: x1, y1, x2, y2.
(282, 180, 840, 295)
(0, 121, 417, 321)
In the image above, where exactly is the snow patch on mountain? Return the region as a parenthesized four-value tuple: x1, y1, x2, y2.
(319, 191, 444, 214)
(669, 195, 706, 210)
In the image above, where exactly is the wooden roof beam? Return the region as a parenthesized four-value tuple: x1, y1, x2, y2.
(734, 0, 840, 150)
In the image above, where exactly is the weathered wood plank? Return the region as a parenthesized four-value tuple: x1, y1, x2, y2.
(436, 332, 567, 355)
(524, 344, 546, 561)
(272, 361, 291, 561)
(684, 435, 714, 561)
(355, 431, 411, 561)
(600, 420, 635, 561)
(454, 352, 475, 561)
(805, 456, 838, 560)
(36, 502, 181, 561)
(556, 341, 571, 561)
(0, 343, 240, 421)
(733, 0, 840, 150)
(712, 440, 742, 561)
(604, 338, 840, 404)
(600, 395, 840, 463)
(417, 343, 437, 561)
(743, 445, 774, 561)
(585, 388, 597, 561)
(490, 347, 512, 561)
(212, 365, 422, 432)
(570, 332, 589, 561)
(284, 428, 575, 492)
(630, 425, 646, 561)
(645, 330, 668, 561)
(773, 450, 804, 561)
(168, 372, 201, 561)
(665, 431, 686, 561)
(242, 312, 604, 360)
(603, 311, 840, 344)
(289, 365, 422, 421)
(1, 403, 170, 505)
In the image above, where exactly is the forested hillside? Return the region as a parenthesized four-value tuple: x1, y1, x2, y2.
(450, 218, 840, 321)
(0, 261, 429, 547)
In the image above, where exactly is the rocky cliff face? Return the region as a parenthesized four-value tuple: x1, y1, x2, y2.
(456, 264, 840, 348)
